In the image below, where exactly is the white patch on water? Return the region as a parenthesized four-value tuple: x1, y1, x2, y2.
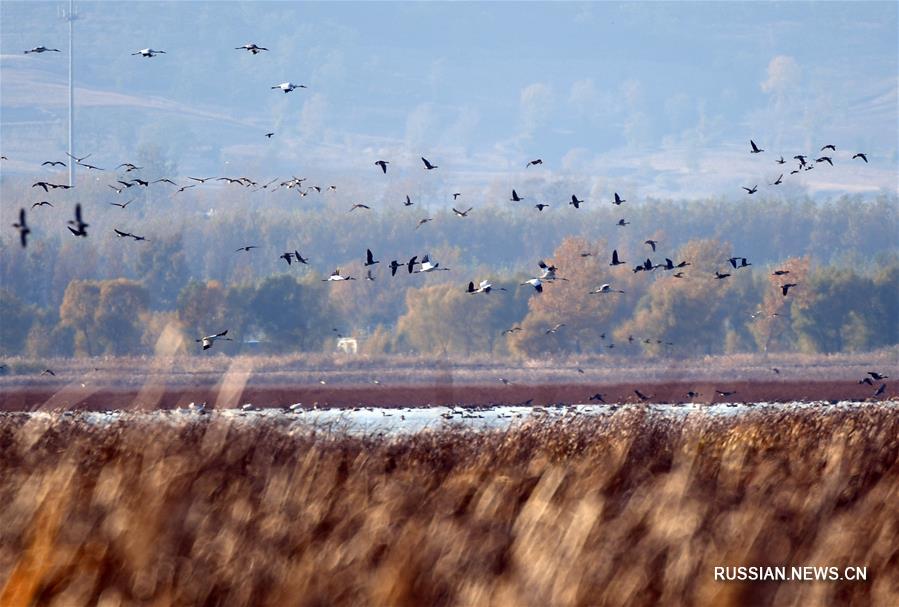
(16, 400, 892, 435)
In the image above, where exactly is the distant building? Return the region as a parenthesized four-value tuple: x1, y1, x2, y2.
(336, 337, 358, 354)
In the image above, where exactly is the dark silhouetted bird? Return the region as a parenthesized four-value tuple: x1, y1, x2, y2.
(12, 209, 29, 247)
(616, 218, 629, 226)
(852, 153, 868, 163)
(645, 239, 658, 251)
(569, 195, 583, 208)
(820, 144, 836, 152)
(41, 160, 65, 167)
(750, 140, 764, 153)
(816, 156, 833, 166)
(535, 203, 550, 211)
(26, 46, 61, 54)
(610, 249, 625, 266)
(364, 248, 380, 266)
(743, 185, 758, 194)
(781, 283, 798, 296)
(235, 245, 258, 252)
(67, 204, 88, 237)
(236, 43, 268, 54)
(109, 199, 133, 209)
(349, 203, 370, 212)
(773, 269, 790, 276)
(132, 48, 166, 57)
(510, 189, 523, 202)
(771, 174, 783, 185)
(265, 132, 274, 138)
(526, 159, 543, 167)
(453, 207, 473, 217)
(776, 156, 785, 164)
(375, 160, 389, 173)
(715, 271, 731, 280)
(613, 192, 626, 205)
(403, 195, 414, 207)
(421, 157, 438, 170)
(280, 252, 294, 265)
(868, 372, 889, 381)
(31, 201, 53, 209)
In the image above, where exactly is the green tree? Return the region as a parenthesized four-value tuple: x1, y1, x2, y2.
(249, 274, 335, 352)
(0, 289, 36, 355)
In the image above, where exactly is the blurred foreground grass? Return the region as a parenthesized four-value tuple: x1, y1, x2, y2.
(1, 406, 897, 606)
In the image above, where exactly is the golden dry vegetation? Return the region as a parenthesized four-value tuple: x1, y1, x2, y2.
(1, 406, 897, 606)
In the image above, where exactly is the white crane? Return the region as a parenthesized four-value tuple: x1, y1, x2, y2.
(467, 280, 493, 294)
(520, 278, 543, 293)
(590, 283, 624, 294)
(196, 330, 232, 350)
(132, 48, 166, 57)
(271, 82, 307, 93)
(324, 268, 355, 281)
(414, 254, 449, 273)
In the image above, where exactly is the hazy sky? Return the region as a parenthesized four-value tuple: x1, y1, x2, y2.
(1, 1, 896, 200)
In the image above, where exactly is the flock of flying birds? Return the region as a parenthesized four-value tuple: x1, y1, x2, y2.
(5, 42, 887, 398)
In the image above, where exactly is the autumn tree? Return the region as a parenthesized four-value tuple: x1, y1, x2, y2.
(509, 236, 644, 357)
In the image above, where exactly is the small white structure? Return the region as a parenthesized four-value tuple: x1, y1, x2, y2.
(337, 337, 358, 354)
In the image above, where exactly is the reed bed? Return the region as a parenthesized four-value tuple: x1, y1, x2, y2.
(1, 406, 897, 606)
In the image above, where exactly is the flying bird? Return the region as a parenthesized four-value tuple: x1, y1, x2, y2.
(324, 269, 355, 281)
(545, 323, 566, 335)
(403, 195, 414, 207)
(375, 160, 389, 173)
(616, 218, 630, 226)
(569, 195, 583, 208)
(349, 203, 371, 212)
(781, 283, 798, 296)
(526, 159, 543, 167)
(365, 270, 376, 281)
(67, 204, 88, 237)
(520, 278, 543, 293)
(772, 269, 790, 276)
(197, 330, 231, 350)
(776, 156, 785, 164)
(279, 252, 294, 265)
(728, 257, 751, 269)
(714, 271, 731, 280)
(415, 217, 433, 229)
(235, 245, 258, 252)
(743, 185, 758, 194)
(771, 174, 783, 185)
(25, 46, 61, 54)
(852, 153, 868, 163)
(610, 249, 626, 266)
(271, 82, 306, 93)
(794, 155, 808, 166)
(613, 192, 626, 205)
(132, 48, 166, 57)
(364, 248, 380, 266)
(590, 283, 624, 294)
(535, 203, 550, 211)
(389, 260, 403, 276)
(31, 200, 53, 209)
(644, 239, 658, 251)
(421, 157, 438, 170)
(12, 209, 29, 247)
(868, 372, 889, 381)
(467, 280, 494, 294)
(816, 156, 833, 166)
(415, 254, 448, 273)
(235, 43, 268, 54)
(117, 163, 142, 172)
(749, 140, 764, 153)
(452, 193, 462, 200)
(510, 189, 523, 202)
(820, 144, 836, 152)
(502, 326, 522, 335)
(41, 160, 65, 167)
(294, 251, 309, 264)
(265, 132, 274, 138)
(452, 207, 473, 217)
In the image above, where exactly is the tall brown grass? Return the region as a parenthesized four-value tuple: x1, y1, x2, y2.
(1, 406, 897, 606)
